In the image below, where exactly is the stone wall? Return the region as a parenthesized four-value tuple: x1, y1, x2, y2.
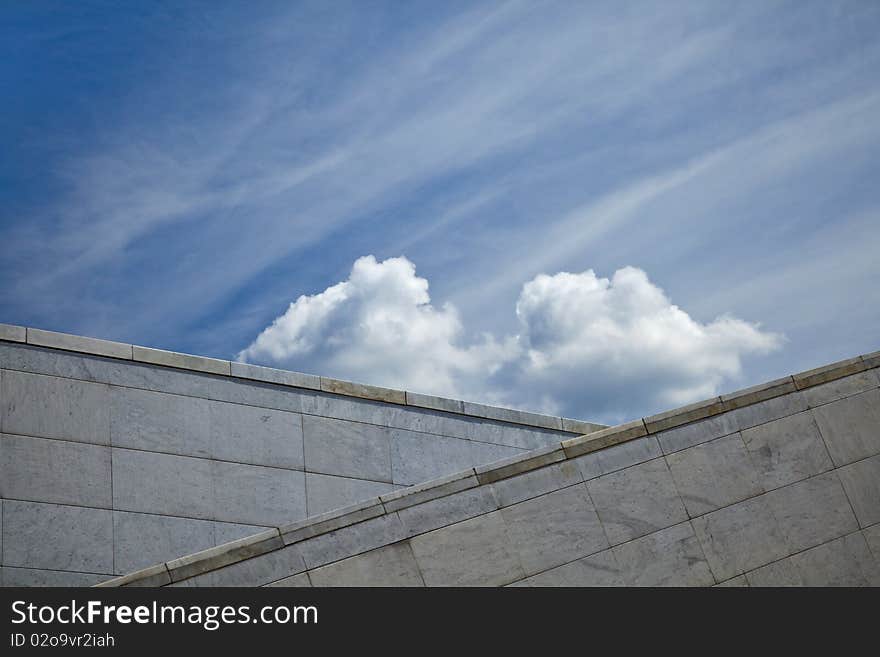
(117, 354, 880, 587)
(0, 327, 590, 586)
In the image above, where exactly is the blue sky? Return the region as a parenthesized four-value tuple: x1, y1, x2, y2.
(1, 1, 879, 423)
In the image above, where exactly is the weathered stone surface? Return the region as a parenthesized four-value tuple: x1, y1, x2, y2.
(189, 544, 306, 587)
(113, 512, 215, 575)
(398, 486, 499, 537)
(562, 420, 647, 459)
(793, 357, 867, 391)
(587, 458, 688, 545)
(297, 513, 407, 570)
(132, 345, 230, 376)
(811, 388, 880, 466)
(27, 328, 132, 360)
(501, 484, 608, 575)
(212, 461, 307, 526)
(666, 433, 763, 517)
(405, 391, 463, 414)
(308, 542, 424, 587)
(747, 532, 880, 586)
(692, 496, 789, 582)
(561, 418, 606, 435)
(166, 529, 284, 582)
(475, 444, 564, 484)
(655, 413, 738, 455)
(303, 415, 391, 482)
(727, 391, 808, 433)
(491, 460, 582, 508)
(613, 522, 715, 587)
(1, 370, 110, 445)
(461, 401, 563, 431)
(2, 500, 113, 573)
(112, 448, 214, 519)
(4, 567, 112, 587)
(110, 386, 212, 458)
(319, 377, 406, 404)
(864, 525, 880, 562)
(766, 472, 858, 553)
(803, 370, 879, 408)
(720, 377, 796, 411)
(97, 563, 171, 587)
(740, 410, 833, 490)
(0, 323, 26, 343)
(279, 498, 384, 545)
(409, 511, 525, 586)
(643, 397, 724, 434)
(305, 472, 395, 516)
(837, 454, 880, 528)
(714, 575, 749, 587)
(230, 361, 320, 390)
(572, 435, 662, 480)
(520, 549, 623, 586)
(0, 433, 112, 508)
(380, 469, 478, 513)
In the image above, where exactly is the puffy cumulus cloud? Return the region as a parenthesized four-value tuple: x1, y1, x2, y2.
(511, 267, 783, 421)
(238, 255, 517, 400)
(239, 256, 783, 423)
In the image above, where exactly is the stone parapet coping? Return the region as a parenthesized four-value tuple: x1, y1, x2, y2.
(0, 323, 604, 433)
(95, 348, 880, 587)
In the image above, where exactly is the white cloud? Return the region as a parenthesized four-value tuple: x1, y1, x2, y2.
(239, 256, 784, 423)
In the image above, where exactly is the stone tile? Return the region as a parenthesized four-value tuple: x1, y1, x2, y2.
(587, 458, 688, 545)
(811, 389, 880, 466)
(214, 521, 272, 546)
(461, 401, 563, 431)
(112, 448, 214, 520)
(305, 472, 395, 516)
(561, 418, 606, 434)
(390, 430, 474, 486)
(803, 370, 879, 408)
(766, 472, 859, 553)
(720, 376, 796, 411)
(27, 328, 132, 360)
(692, 496, 790, 582)
(266, 572, 312, 587)
(475, 444, 565, 485)
(319, 377, 406, 404)
(166, 529, 283, 581)
(98, 563, 171, 587)
(572, 435, 662, 480)
(2, 500, 113, 572)
(793, 357, 868, 390)
(113, 511, 215, 575)
(405, 391, 463, 414)
(727, 392, 809, 433)
(644, 397, 725, 434)
(212, 461, 307, 526)
(747, 532, 880, 586)
(501, 484, 608, 575)
(741, 410, 833, 490)
(230, 361, 320, 390)
(0, 323, 26, 342)
(3, 567, 111, 587)
(210, 401, 303, 470)
(655, 412, 739, 455)
(863, 525, 880, 562)
(468, 440, 526, 474)
(522, 550, 624, 586)
(109, 386, 212, 458)
(189, 544, 307, 587)
(303, 416, 391, 482)
(491, 460, 583, 508)
(666, 433, 763, 517)
(614, 522, 715, 587)
(132, 345, 230, 376)
(297, 513, 407, 570)
(714, 575, 749, 587)
(409, 511, 525, 586)
(380, 469, 478, 513)
(1, 370, 110, 445)
(398, 486, 499, 537)
(308, 542, 424, 587)
(837, 455, 880, 528)
(0, 433, 112, 508)
(280, 498, 384, 545)
(562, 420, 647, 459)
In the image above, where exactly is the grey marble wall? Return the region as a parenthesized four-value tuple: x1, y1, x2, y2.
(0, 342, 575, 585)
(165, 367, 880, 587)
